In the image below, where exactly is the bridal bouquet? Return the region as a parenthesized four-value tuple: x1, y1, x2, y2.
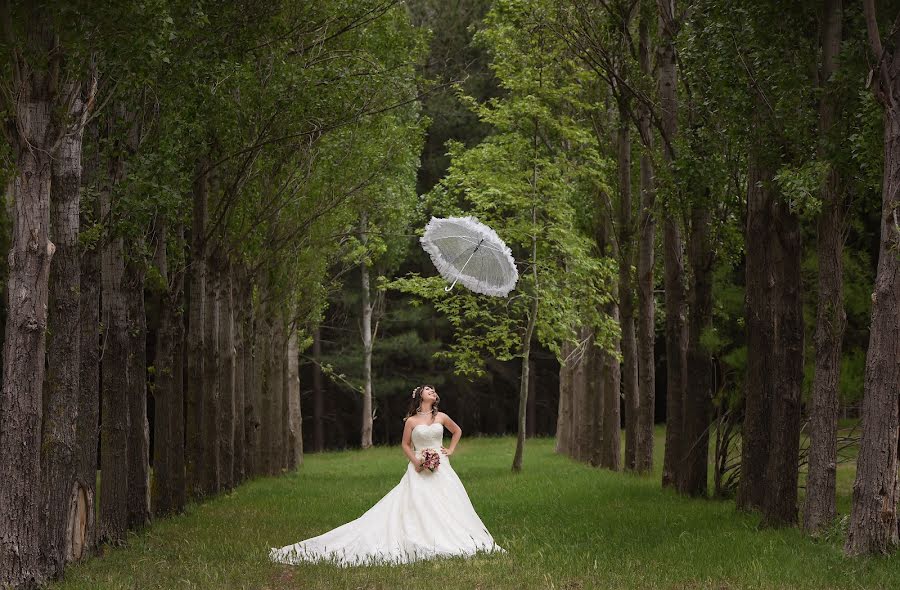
(420, 449, 440, 472)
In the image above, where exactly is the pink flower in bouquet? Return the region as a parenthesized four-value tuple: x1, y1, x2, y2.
(420, 449, 440, 472)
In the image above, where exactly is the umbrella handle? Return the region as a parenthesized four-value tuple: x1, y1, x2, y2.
(444, 241, 482, 292)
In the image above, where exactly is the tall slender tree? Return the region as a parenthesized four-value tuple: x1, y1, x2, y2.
(75, 121, 102, 560)
(0, 5, 67, 585)
(804, 0, 845, 536)
(845, 0, 900, 556)
(99, 104, 143, 545)
(634, 1, 657, 474)
(41, 82, 91, 577)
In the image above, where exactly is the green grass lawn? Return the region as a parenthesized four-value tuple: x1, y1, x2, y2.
(54, 429, 899, 589)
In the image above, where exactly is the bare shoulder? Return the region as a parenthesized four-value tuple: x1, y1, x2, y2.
(435, 411, 451, 424)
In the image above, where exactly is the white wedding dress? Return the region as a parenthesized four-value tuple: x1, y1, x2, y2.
(269, 422, 505, 566)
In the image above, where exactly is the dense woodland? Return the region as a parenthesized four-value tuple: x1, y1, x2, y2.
(0, 0, 897, 588)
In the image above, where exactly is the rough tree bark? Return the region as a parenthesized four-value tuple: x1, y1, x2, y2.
(259, 295, 274, 475)
(269, 313, 285, 474)
(313, 327, 325, 452)
(737, 146, 774, 513)
(280, 326, 290, 470)
(40, 87, 86, 579)
(599, 306, 622, 471)
(656, 0, 689, 490)
(805, 0, 844, 536)
(75, 121, 101, 561)
(527, 357, 537, 439)
(761, 196, 804, 527)
(360, 210, 374, 449)
(845, 0, 900, 556)
(125, 260, 150, 529)
(99, 106, 131, 545)
(596, 206, 621, 471)
(555, 339, 575, 455)
(572, 327, 592, 462)
(201, 253, 221, 494)
(617, 98, 639, 472)
(151, 219, 186, 516)
(243, 286, 259, 478)
(218, 263, 235, 491)
(0, 10, 59, 586)
(588, 342, 603, 467)
(679, 198, 715, 497)
(287, 331, 303, 469)
(232, 273, 246, 484)
(634, 7, 657, 475)
(253, 297, 270, 477)
(185, 157, 207, 498)
(737, 126, 804, 527)
(512, 207, 539, 473)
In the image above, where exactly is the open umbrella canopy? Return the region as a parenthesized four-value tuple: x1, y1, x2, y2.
(420, 216, 519, 297)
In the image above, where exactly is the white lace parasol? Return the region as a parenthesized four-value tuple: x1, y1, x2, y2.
(419, 216, 519, 297)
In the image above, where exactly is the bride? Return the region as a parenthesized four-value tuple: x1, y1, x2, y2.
(269, 385, 505, 566)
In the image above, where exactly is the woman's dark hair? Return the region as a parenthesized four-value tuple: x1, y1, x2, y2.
(403, 385, 440, 421)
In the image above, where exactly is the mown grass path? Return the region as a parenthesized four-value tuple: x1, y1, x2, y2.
(54, 432, 899, 589)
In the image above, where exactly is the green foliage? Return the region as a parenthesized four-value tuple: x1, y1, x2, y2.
(774, 160, 831, 219)
(390, 0, 618, 377)
(319, 294, 448, 400)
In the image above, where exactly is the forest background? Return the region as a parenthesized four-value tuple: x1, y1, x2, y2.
(0, 1, 898, 588)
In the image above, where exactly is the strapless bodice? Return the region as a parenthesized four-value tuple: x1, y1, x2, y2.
(411, 422, 444, 451)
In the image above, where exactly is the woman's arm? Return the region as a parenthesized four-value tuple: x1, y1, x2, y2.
(401, 419, 424, 471)
(438, 412, 462, 456)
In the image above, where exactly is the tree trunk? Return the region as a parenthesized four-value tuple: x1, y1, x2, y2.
(661, 218, 688, 486)
(572, 328, 591, 462)
(360, 211, 374, 449)
(657, 0, 688, 490)
(313, 327, 325, 452)
(737, 147, 774, 513)
(125, 261, 150, 529)
(634, 7, 657, 475)
(40, 87, 84, 579)
(185, 157, 207, 499)
(75, 122, 101, 561)
(596, 207, 621, 471)
(512, 215, 539, 473)
(269, 314, 285, 473)
(201, 255, 220, 494)
(512, 300, 538, 472)
(588, 341, 603, 467)
(151, 230, 172, 516)
(218, 265, 235, 491)
(152, 220, 186, 516)
(737, 134, 804, 526)
(845, 2, 900, 553)
(617, 99, 639, 472)
(555, 340, 575, 455)
(762, 201, 803, 527)
(527, 357, 537, 438)
(259, 296, 274, 475)
(255, 298, 271, 477)
(600, 305, 622, 471)
(287, 330, 303, 468)
(0, 18, 58, 585)
(805, 0, 844, 536)
(280, 328, 290, 470)
(679, 200, 714, 497)
(232, 275, 246, 484)
(244, 291, 259, 478)
(99, 111, 130, 545)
